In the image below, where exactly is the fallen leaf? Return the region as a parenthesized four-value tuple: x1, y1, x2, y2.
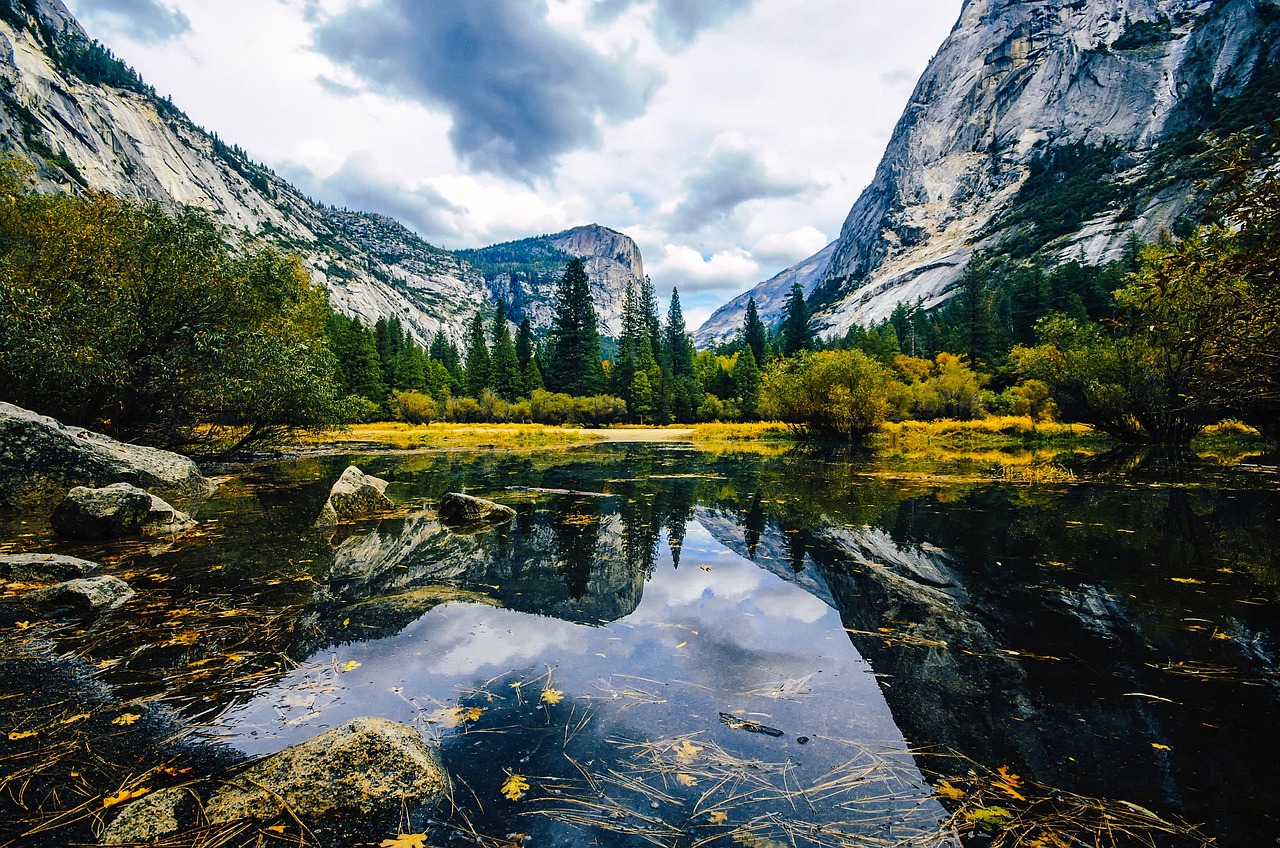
(60, 713, 91, 725)
(165, 631, 200, 646)
(676, 773, 698, 787)
(540, 688, 564, 706)
(266, 825, 287, 834)
(15, 621, 32, 630)
(936, 780, 965, 800)
(708, 811, 728, 824)
(674, 740, 702, 763)
(995, 766, 1022, 788)
(501, 773, 530, 801)
(462, 706, 484, 722)
(112, 713, 141, 726)
(380, 835, 427, 848)
(675, 641, 687, 649)
(1151, 742, 1171, 750)
(342, 660, 361, 672)
(1171, 577, 1204, 585)
(8, 730, 37, 740)
(103, 787, 149, 809)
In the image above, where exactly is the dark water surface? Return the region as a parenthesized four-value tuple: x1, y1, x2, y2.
(6, 443, 1279, 846)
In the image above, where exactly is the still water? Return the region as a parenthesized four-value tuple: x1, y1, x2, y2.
(12, 442, 1280, 846)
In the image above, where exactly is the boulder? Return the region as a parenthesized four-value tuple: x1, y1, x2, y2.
(50, 483, 196, 540)
(315, 466, 393, 526)
(22, 575, 135, 615)
(205, 717, 450, 822)
(0, 402, 211, 506)
(438, 492, 516, 528)
(101, 787, 198, 845)
(0, 553, 99, 582)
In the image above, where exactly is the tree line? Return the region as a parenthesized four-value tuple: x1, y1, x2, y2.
(743, 131, 1280, 447)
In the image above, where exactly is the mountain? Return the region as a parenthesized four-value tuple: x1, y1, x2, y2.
(0, 1, 642, 344)
(692, 241, 834, 348)
(699, 0, 1280, 343)
(458, 224, 645, 337)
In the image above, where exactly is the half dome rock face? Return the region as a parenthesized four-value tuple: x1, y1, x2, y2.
(804, 0, 1280, 337)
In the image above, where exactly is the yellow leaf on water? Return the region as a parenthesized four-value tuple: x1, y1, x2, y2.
(675, 641, 687, 649)
(676, 773, 698, 787)
(462, 707, 484, 722)
(15, 621, 32, 630)
(501, 773, 530, 801)
(265, 825, 287, 833)
(342, 660, 361, 672)
(708, 811, 728, 824)
(380, 835, 427, 848)
(165, 631, 200, 646)
(936, 780, 965, 800)
(540, 688, 564, 705)
(674, 740, 703, 763)
(342, 618, 350, 627)
(60, 713, 91, 725)
(112, 713, 141, 726)
(8, 730, 37, 740)
(1151, 742, 1171, 750)
(103, 787, 149, 809)
(1170, 577, 1203, 585)
(995, 766, 1022, 788)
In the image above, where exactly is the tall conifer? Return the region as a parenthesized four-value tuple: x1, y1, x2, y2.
(489, 300, 521, 401)
(463, 307, 491, 398)
(547, 258, 604, 396)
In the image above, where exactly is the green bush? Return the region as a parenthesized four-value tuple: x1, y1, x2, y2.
(761, 350, 891, 442)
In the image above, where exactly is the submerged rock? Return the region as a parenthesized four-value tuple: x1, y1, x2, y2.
(22, 575, 135, 615)
(101, 787, 199, 845)
(50, 483, 195, 540)
(438, 492, 516, 528)
(205, 717, 450, 822)
(0, 402, 211, 506)
(0, 553, 99, 582)
(315, 466, 394, 526)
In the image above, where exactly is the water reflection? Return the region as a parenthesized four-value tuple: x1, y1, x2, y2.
(6, 443, 1278, 844)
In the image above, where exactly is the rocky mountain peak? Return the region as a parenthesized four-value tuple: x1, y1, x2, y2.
(700, 0, 1279, 343)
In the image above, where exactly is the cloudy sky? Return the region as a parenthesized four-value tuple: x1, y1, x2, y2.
(64, 0, 962, 328)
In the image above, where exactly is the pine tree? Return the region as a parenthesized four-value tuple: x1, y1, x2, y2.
(515, 316, 535, 367)
(489, 300, 522, 401)
(663, 288, 698, 423)
(429, 329, 464, 393)
(742, 296, 767, 366)
(326, 314, 385, 402)
(779, 282, 812, 357)
(733, 347, 760, 420)
(611, 283, 640, 408)
(546, 258, 604, 396)
(463, 307, 491, 398)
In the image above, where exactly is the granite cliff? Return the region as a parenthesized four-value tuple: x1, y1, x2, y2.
(698, 0, 1280, 343)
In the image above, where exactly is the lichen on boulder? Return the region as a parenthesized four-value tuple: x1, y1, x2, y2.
(0, 402, 211, 506)
(205, 717, 451, 822)
(438, 492, 516, 528)
(315, 466, 394, 526)
(50, 483, 196, 540)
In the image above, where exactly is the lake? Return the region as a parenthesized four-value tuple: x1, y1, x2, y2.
(5, 441, 1278, 846)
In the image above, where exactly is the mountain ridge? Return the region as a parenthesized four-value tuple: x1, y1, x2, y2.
(697, 0, 1280, 343)
(0, 0, 641, 343)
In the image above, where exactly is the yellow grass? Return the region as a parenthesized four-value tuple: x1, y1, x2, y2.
(873, 416, 1097, 452)
(689, 422, 793, 442)
(301, 422, 605, 451)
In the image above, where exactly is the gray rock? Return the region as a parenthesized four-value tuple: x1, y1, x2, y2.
(50, 483, 195, 540)
(315, 466, 394, 526)
(0, 553, 99, 582)
(438, 492, 516, 528)
(101, 787, 198, 845)
(0, 402, 211, 506)
(23, 575, 135, 615)
(205, 717, 450, 822)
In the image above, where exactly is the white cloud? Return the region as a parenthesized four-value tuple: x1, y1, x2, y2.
(751, 227, 830, 266)
(650, 245, 760, 294)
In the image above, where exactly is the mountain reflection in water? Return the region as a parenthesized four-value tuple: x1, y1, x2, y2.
(10, 443, 1275, 845)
